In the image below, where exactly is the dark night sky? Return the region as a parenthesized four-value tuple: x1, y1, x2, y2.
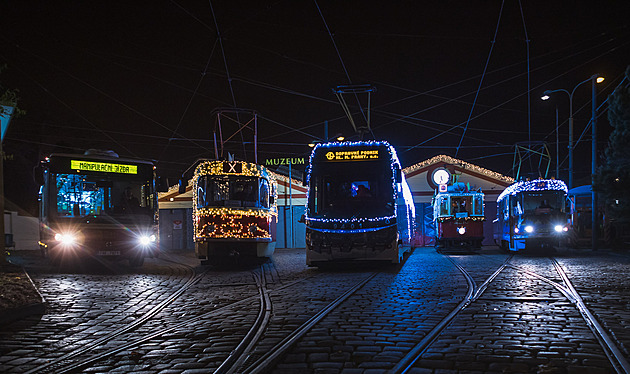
(1, 0, 629, 213)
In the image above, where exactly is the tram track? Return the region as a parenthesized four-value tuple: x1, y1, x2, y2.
(391, 254, 513, 373)
(393, 253, 630, 374)
(48, 265, 378, 373)
(45, 261, 310, 373)
(550, 258, 630, 374)
(23, 256, 202, 374)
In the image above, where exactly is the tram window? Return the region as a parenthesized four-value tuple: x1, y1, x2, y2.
(259, 179, 269, 208)
(439, 197, 449, 216)
(352, 181, 372, 198)
(451, 197, 469, 214)
(474, 195, 483, 215)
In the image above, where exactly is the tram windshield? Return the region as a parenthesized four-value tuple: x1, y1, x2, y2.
(515, 191, 566, 215)
(196, 175, 270, 208)
(308, 172, 394, 218)
(53, 173, 154, 218)
(437, 194, 484, 218)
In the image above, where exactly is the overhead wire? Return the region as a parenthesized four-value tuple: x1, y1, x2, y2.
(313, 0, 372, 138)
(455, 0, 504, 158)
(157, 39, 219, 163)
(401, 35, 630, 156)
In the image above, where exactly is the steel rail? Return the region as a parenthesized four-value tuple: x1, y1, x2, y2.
(496, 257, 628, 373)
(24, 260, 201, 374)
(53, 273, 316, 373)
(391, 254, 512, 373)
(552, 258, 630, 374)
(243, 272, 379, 374)
(215, 269, 273, 374)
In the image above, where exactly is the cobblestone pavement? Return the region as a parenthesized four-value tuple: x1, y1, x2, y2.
(0, 247, 628, 373)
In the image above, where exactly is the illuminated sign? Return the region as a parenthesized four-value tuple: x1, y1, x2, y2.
(223, 162, 243, 174)
(70, 160, 138, 174)
(265, 157, 305, 166)
(324, 149, 379, 161)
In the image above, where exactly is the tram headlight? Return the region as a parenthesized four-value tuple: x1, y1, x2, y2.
(554, 225, 568, 233)
(524, 225, 534, 233)
(457, 227, 466, 235)
(55, 232, 78, 246)
(138, 234, 157, 246)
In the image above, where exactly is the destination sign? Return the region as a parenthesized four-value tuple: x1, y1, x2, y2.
(324, 149, 379, 162)
(70, 160, 138, 174)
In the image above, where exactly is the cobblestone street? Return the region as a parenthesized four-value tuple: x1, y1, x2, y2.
(1, 246, 629, 373)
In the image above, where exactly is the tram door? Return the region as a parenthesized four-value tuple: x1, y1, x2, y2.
(277, 205, 306, 248)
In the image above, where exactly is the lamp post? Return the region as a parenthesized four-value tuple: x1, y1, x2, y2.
(541, 75, 604, 190)
(542, 74, 604, 251)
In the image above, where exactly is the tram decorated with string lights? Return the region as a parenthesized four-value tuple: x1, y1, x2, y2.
(304, 140, 416, 266)
(493, 178, 571, 251)
(37, 150, 160, 266)
(433, 182, 485, 251)
(191, 160, 278, 263)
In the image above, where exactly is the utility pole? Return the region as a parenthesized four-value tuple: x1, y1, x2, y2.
(591, 76, 598, 251)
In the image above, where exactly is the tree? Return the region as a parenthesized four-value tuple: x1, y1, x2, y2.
(595, 65, 630, 223)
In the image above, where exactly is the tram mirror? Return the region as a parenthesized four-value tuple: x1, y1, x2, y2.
(156, 177, 169, 192)
(178, 178, 187, 194)
(394, 168, 402, 183)
(33, 165, 45, 185)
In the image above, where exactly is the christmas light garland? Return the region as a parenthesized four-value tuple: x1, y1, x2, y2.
(192, 160, 277, 241)
(403, 154, 514, 183)
(497, 178, 568, 203)
(305, 141, 414, 234)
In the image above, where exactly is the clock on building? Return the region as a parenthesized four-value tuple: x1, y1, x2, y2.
(431, 168, 451, 185)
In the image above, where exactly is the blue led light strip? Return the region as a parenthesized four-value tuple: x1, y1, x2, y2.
(304, 141, 402, 225)
(497, 178, 568, 203)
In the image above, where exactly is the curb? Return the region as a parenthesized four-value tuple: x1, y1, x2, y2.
(0, 266, 47, 325)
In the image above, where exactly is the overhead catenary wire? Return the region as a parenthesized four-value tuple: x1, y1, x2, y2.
(157, 39, 219, 163)
(455, 0, 504, 158)
(313, 0, 373, 138)
(519, 0, 532, 144)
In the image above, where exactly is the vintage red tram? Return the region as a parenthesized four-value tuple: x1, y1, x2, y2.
(433, 182, 485, 251)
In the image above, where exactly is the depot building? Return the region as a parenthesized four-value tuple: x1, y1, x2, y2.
(157, 154, 514, 250)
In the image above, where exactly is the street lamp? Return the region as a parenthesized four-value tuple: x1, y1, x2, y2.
(540, 74, 604, 190)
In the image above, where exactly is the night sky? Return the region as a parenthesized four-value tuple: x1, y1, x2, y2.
(1, 0, 629, 214)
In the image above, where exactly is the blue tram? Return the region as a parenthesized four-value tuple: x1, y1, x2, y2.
(493, 178, 571, 251)
(304, 141, 416, 266)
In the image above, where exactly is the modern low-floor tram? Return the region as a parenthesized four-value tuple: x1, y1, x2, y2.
(304, 140, 416, 266)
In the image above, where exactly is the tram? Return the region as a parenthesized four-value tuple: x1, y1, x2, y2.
(433, 182, 484, 251)
(493, 178, 570, 251)
(191, 160, 277, 263)
(304, 140, 416, 266)
(37, 150, 160, 266)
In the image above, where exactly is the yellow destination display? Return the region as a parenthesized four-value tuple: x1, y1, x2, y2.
(70, 160, 138, 174)
(325, 149, 379, 161)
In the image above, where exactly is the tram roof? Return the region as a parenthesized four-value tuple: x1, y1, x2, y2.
(497, 178, 568, 202)
(193, 160, 275, 180)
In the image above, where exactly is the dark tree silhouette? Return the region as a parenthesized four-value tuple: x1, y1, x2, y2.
(596, 66, 630, 223)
